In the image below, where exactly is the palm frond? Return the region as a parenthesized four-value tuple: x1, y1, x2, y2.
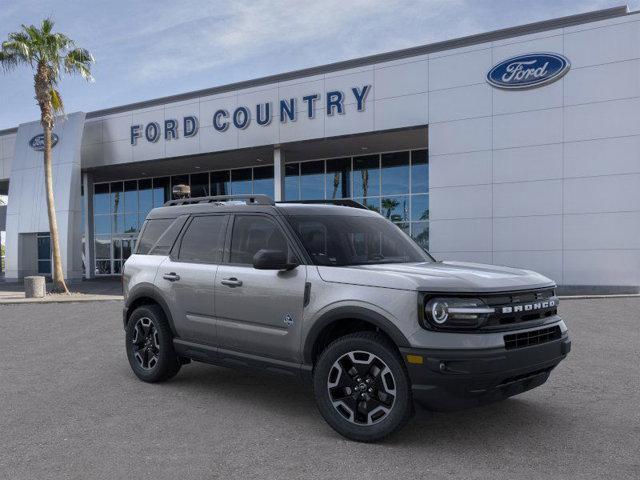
(64, 47, 94, 81)
(50, 87, 64, 113)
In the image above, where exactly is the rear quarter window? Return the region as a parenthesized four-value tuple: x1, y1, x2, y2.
(136, 217, 183, 255)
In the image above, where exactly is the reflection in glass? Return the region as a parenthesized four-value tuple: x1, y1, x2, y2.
(353, 155, 380, 198)
(94, 183, 110, 215)
(381, 152, 409, 195)
(110, 182, 123, 215)
(381, 196, 409, 222)
(300, 161, 325, 200)
(355, 197, 380, 213)
(210, 171, 230, 196)
(113, 261, 122, 274)
(113, 238, 122, 259)
(95, 260, 111, 275)
(231, 168, 252, 194)
(253, 166, 274, 197)
(124, 213, 138, 233)
(138, 179, 153, 216)
(326, 158, 350, 199)
(124, 180, 138, 213)
(411, 194, 429, 221)
(112, 214, 125, 234)
(190, 173, 209, 197)
(411, 222, 429, 250)
(153, 177, 170, 208)
(38, 260, 52, 274)
(411, 150, 429, 193)
(37, 234, 51, 260)
(395, 222, 410, 236)
(121, 239, 133, 259)
(285, 163, 299, 200)
(95, 236, 110, 259)
(94, 215, 111, 235)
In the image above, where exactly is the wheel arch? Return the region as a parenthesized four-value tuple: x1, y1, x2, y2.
(124, 283, 177, 337)
(303, 306, 410, 365)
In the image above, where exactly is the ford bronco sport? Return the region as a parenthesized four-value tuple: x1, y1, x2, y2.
(122, 194, 570, 442)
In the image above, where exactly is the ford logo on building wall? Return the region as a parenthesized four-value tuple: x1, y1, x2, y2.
(487, 53, 570, 90)
(29, 133, 59, 151)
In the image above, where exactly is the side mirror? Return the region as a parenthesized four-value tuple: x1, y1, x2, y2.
(252, 249, 298, 270)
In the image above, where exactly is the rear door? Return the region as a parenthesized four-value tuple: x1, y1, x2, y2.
(158, 214, 229, 345)
(214, 213, 307, 362)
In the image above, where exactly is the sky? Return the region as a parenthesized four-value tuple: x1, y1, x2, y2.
(0, 0, 638, 130)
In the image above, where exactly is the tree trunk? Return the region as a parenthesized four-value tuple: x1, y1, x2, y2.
(43, 123, 69, 294)
(35, 64, 69, 294)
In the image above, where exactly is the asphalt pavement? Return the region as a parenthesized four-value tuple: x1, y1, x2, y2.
(0, 297, 638, 479)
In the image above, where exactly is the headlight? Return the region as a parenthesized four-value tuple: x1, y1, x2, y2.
(424, 297, 495, 329)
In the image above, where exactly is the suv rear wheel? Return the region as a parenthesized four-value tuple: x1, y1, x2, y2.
(313, 332, 413, 442)
(125, 304, 181, 382)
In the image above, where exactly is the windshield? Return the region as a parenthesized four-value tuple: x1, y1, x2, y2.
(287, 214, 434, 266)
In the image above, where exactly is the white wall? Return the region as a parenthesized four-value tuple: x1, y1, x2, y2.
(428, 15, 640, 290)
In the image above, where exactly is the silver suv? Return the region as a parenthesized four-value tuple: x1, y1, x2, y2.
(122, 194, 570, 442)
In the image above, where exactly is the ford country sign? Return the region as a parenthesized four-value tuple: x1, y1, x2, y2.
(29, 133, 59, 151)
(487, 53, 570, 90)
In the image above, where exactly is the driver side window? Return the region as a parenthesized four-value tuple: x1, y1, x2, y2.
(229, 215, 291, 265)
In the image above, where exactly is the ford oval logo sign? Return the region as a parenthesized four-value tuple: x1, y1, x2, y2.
(487, 53, 570, 90)
(29, 133, 59, 151)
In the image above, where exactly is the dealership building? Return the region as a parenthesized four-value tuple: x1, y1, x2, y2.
(0, 5, 639, 293)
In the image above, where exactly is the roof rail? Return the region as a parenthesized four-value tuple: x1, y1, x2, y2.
(277, 199, 369, 210)
(164, 194, 275, 207)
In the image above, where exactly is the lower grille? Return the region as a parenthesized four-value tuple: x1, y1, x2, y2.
(504, 326, 561, 350)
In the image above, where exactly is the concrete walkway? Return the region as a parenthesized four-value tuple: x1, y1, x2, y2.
(0, 278, 123, 304)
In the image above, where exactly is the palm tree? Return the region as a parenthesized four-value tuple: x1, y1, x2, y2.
(0, 18, 93, 293)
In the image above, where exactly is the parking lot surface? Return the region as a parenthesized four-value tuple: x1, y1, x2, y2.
(0, 297, 638, 479)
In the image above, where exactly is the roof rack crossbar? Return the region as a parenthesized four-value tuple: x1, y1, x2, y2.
(164, 194, 275, 207)
(277, 199, 369, 210)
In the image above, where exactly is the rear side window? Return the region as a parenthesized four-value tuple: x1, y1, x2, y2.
(178, 215, 228, 264)
(136, 218, 174, 255)
(229, 215, 290, 265)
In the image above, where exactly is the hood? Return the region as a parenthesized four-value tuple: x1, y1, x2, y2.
(316, 261, 555, 293)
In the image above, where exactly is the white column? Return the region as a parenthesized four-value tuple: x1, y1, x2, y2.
(273, 147, 285, 202)
(82, 172, 94, 279)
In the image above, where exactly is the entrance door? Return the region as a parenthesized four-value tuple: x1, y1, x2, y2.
(158, 214, 229, 345)
(214, 214, 306, 362)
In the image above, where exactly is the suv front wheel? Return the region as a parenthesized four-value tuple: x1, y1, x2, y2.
(125, 304, 181, 383)
(313, 332, 413, 442)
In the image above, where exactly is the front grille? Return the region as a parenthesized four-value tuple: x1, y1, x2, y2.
(482, 288, 558, 329)
(504, 326, 561, 350)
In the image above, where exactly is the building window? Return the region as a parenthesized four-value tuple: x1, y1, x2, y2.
(37, 232, 52, 275)
(282, 148, 429, 249)
(91, 164, 276, 275)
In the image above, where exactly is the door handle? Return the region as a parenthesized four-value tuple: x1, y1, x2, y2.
(163, 272, 181, 282)
(221, 277, 243, 287)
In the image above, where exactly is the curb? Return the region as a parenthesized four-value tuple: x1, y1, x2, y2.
(0, 295, 123, 305)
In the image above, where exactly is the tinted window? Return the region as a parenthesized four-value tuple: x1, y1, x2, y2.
(178, 215, 227, 263)
(288, 215, 432, 266)
(150, 216, 188, 255)
(137, 218, 174, 254)
(230, 216, 289, 265)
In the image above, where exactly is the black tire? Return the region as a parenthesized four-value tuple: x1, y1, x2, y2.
(125, 304, 181, 383)
(313, 332, 414, 442)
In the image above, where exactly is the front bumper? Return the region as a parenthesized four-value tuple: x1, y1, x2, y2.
(400, 333, 571, 411)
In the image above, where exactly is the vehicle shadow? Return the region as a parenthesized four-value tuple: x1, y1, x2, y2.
(159, 361, 571, 446)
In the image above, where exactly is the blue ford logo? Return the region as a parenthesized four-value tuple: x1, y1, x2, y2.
(487, 53, 570, 90)
(29, 133, 59, 151)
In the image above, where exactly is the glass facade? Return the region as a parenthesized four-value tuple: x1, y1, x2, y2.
(92, 166, 274, 275)
(37, 232, 52, 275)
(284, 149, 429, 249)
(91, 149, 428, 275)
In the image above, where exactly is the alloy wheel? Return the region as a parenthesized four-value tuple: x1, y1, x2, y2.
(326, 350, 396, 425)
(131, 317, 160, 370)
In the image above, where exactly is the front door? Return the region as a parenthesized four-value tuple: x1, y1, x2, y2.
(214, 214, 306, 362)
(158, 214, 229, 345)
